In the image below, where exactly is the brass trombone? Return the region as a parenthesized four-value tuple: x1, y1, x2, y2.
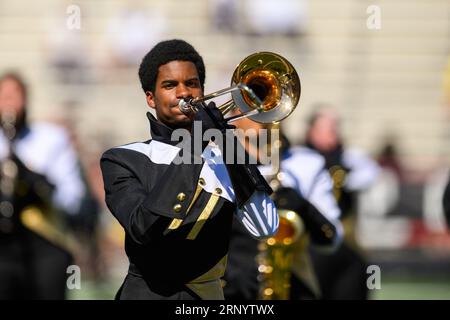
(189, 52, 303, 299)
(178, 52, 301, 124)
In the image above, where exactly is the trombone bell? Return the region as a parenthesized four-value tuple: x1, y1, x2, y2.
(231, 52, 301, 124)
(178, 51, 301, 124)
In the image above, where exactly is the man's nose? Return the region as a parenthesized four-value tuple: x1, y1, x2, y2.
(176, 84, 191, 99)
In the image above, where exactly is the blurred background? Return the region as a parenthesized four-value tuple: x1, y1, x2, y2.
(0, 0, 449, 299)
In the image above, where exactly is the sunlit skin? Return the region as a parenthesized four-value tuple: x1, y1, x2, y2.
(0, 77, 26, 120)
(307, 113, 340, 152)
(145, 60, 203, 130)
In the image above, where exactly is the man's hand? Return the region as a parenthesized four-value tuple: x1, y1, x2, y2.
(192, 102, 235, 133)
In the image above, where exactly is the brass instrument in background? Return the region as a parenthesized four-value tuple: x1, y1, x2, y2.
(256, 122, 305, 300)
(178, 51, 300, 124)
(258, 209, 304, 300)
(0, 112, 18, 234)
(0, 112, 75, 252)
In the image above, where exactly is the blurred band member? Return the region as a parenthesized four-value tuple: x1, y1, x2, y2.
(305, 106, 380, 300)
(224, 117, 343, 300)
(0, 72, 86, 299)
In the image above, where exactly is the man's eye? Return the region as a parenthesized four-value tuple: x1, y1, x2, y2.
(187, 81, 200, 88)
(163, 83, 175, 89)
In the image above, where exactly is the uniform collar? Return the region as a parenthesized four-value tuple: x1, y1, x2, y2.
(146, 112, 179, 144)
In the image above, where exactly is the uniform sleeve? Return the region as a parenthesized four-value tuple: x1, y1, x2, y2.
(100, 156, 165, 245)
(45, 131, 85, 215)
(235, 190, 279, 240)
(100, 149, 204, 245)
(306, 168, 343, 251)
(308, 168, 341, 222)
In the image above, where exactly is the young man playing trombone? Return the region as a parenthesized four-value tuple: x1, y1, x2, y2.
(100, 39, 278, 300)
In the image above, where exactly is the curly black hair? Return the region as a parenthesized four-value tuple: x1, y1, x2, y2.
(138, 39, 205, 93)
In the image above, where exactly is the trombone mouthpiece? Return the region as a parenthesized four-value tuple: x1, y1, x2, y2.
(178, 98, 199, 114)
(178, 99, 190, 114)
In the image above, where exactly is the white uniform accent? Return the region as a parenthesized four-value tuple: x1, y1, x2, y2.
(237, 191, 279, 239)
(199, 144, 235, 203)
(259, 146, 343, 247)
(118, 140, 181, 165)
(201, 144, 278, 239)
(118, 141, 278, 239)
(342, 149, 380, 192)
(0, 123, 85, 215)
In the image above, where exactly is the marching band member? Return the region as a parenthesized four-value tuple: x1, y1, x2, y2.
(100, 39, 278, 300)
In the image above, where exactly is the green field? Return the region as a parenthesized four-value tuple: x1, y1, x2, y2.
(370, 276, 450, 300)
(67, 276, 450, 300)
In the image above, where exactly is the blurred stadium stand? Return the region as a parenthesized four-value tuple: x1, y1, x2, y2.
(0, 0, 448, 160)
(1, 0, 449, 299)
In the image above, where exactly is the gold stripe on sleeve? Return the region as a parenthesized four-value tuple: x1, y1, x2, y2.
(186, 192, 220, 240)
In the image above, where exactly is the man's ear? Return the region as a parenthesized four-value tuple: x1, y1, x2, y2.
(145, 91, 156, 109)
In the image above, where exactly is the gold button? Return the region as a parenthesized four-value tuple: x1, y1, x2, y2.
(199, 178, 206, 186)
(177, 193, 186, 202)
(322, 225, 334, 238)
(215, 188, 222, 195)
(173, 204, 182, 213)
